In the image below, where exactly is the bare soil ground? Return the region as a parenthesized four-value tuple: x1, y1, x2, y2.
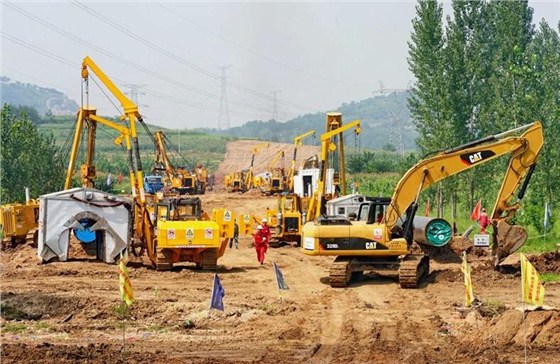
(2, 141, 560, 363)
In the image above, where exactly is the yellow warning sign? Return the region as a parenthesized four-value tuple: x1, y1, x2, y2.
(186, 228, 194, 239)
(224, 210, 232, 222)
(243, 214, 250, 223)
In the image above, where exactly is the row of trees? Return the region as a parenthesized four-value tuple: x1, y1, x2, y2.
(408, 0, 558, 233)
(1, 105, 66, 203)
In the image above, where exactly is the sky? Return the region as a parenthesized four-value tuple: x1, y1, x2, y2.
(1, 1, 559, 130)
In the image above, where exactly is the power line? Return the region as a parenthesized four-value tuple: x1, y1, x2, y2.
(70, 0, 315, 113)
(3, 2, 275, 116)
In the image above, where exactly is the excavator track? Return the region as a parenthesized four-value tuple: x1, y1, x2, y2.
(156, 249, 173, 271)
(398, 254, 429, 288)
(329, 256, 352, 288)
(25, 228, 39, 247)
(201, 249, 218, 271)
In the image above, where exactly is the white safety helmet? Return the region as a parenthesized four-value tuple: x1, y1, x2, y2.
(257, 225, 263, 230)
(262, 218, 268, 223)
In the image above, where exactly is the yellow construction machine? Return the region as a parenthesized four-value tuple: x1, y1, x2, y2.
(265, 116, 359, 246)
(73, 56, 232, 270)
(260, 150, 287, 195)
(286, 129, 316, 192)
(225, 142, 269, 193)
(152, 131, 198, 195)
(0, 189, 40, 247)
(302, 121, 544, 288)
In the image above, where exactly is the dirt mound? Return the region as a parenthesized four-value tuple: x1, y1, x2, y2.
(532, 252, 560, 273)
(214, 140, 320, 185)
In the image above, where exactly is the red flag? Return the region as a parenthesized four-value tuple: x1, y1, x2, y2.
(470, 199, 481, 221)
(424, 198, 431, 216)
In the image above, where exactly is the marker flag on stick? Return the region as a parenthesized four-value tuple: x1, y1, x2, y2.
(460, 251, 475, 307)
(119, 256, 134, 306)
(210, 273, 225, 311)
(520, 253, 545, 307)
(273, 262, 289, 290)
(544, 202, 552, 233)
(470, 199, 481, 221)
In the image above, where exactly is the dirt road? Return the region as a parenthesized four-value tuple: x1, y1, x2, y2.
(2, 190, 559, 364)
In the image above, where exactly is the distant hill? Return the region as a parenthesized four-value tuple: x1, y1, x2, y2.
(201, 91, 418, 151)
(0, 76, 78, 116)
(2, 76, 417, 151)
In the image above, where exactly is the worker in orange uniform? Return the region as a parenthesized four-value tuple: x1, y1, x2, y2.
(253, 225, 268, 265)
(477, 208, 490, 233)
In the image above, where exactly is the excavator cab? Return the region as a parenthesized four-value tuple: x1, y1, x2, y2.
(357, 197, 391, 223)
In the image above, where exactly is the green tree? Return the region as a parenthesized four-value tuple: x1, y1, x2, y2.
(407, 0, 446, 154)
(1, 104, 65, 203)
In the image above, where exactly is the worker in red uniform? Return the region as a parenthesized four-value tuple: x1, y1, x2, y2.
(261, 218, 271, 252)
(253, 225, 268, 265)
(478, 208, 490, 233)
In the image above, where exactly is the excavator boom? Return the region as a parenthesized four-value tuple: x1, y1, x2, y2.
(385, 122, 543, 230)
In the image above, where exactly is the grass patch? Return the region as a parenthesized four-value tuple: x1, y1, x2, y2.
(478, 299, 507, 318)
(145, 324, 169, 333)
(540, 272, 560, 283)
(2, 322, 27, 333)
(34, 321, 51, 331)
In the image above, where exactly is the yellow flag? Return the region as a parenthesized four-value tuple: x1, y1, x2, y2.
(520, 253, 544, 306)
(119, 257, 134, 306)
(461, 251, 474, 307)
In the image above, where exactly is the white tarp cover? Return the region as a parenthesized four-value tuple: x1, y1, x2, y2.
(38, 188, 131, 264)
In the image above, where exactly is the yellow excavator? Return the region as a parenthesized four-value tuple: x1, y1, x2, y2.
(302, 121, 544, 288)
(73, 56, 233, 270)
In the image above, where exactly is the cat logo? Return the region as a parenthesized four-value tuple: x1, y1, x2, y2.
(365, 241, 377, 250)
(185, 228, 194, 239)
(468, 151, 483, 164)
(224, 210, 232, 222)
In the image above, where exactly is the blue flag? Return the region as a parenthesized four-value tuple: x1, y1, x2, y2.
(544, 202, 552, 233)
(210, 273, 225, 311)
(273, 262, 289, 290)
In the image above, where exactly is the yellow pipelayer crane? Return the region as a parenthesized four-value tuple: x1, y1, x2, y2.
(153, 131, 197, 195)
(286, 129, 316, 192)
(225, 142, 269, 193)
(265, 118, 358, 247)
(261, 150, 286, 195)
(74, 56, 232, 270)
(302, 121, 544, 288)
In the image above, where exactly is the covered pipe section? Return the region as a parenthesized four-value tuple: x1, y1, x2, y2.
(413, 216, 452, 247)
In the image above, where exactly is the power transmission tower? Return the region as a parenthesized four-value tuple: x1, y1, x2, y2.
(375, 81, 405, 154)
(271, 90, 281, 121)
(218, 65, 231, 130)
(123, 83, 148, 107)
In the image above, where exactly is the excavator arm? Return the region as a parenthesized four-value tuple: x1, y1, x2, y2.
(384, 121, 543, 263)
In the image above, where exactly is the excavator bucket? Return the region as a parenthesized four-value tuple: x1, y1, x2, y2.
(493, 220, 528, 266)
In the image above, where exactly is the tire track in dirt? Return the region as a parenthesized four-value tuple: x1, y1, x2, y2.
(306, 289, 352, 364)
